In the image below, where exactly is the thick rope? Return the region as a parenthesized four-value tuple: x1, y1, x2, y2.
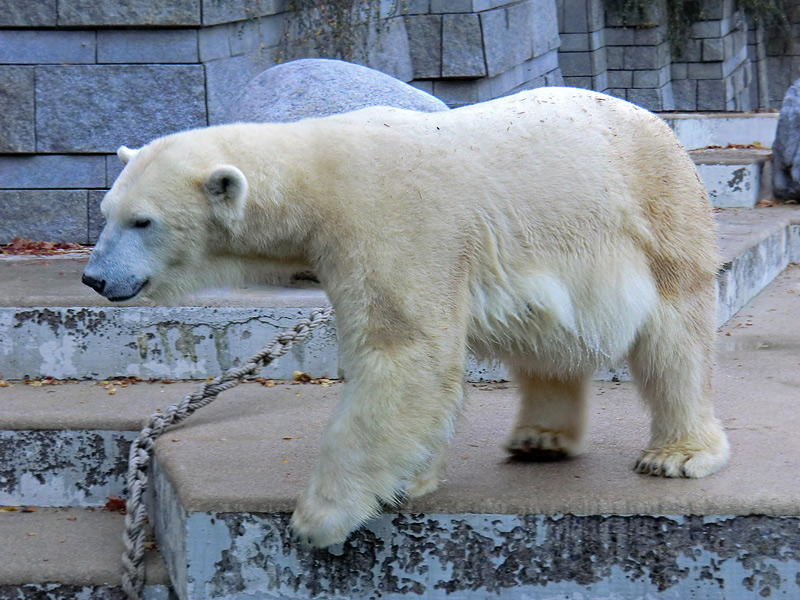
(121, 306, 333, 600)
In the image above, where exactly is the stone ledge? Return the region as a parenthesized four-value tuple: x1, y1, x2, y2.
(143, 270, 800, 598)
(0, 207, 797, 380)
(1, 263, 798, 599)
(154, 510, 800, 599)
(0, 507, 170, 598)
(0, 430, 138, 507)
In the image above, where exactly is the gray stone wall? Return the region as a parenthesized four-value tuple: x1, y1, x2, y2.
(0, 0, 562, 244)
(557, 0, 762, 112)
(403, 0, 563, 107)
(0, 1, 288, 245)
(670, 0, 752, 111)
(605, 0, 675, 110)
(760, 2, 800, 109)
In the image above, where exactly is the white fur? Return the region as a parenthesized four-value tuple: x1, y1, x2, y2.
(117, 145, 139, 165)
(85, 87, 730, 548)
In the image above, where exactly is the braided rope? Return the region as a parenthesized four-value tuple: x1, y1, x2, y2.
(121, 306, 333, 600)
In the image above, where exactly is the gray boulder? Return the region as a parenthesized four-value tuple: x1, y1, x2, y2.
(226, 58, 449, 123)
(772, 77, 800, 201)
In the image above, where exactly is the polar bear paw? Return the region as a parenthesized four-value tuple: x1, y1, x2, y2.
(635, 437, 730, 478)
(290, 493, 374, 548)
(505, 426, 583, 461)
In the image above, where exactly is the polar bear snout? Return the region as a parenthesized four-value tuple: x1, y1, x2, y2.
(81, 273, 106, 294)
(82, 257, 149, 302)
(83, 226, 153, 302)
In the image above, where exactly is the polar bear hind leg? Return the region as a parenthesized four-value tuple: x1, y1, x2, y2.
(505, 370, 592, 460)
(628, 292, 730, 478)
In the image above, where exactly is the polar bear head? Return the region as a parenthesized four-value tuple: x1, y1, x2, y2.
(82, 135, 251, 303)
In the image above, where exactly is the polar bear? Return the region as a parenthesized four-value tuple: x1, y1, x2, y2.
(83, 87, 729, 547)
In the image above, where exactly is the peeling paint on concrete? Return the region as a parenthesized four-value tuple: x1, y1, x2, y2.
(147, 461, 800, 600)
(697, 163, 759, 208)
(0, 584, 172, 599)
(149, 457, 189, 600)
(0, 307, 339, 381)
(0, 430, 136, 507)
(727, 167, 748, 192)
(162, 507, 800, 599)
(717, 226, 793, 326)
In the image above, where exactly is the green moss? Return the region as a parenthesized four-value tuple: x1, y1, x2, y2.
(603, 0, 793, 59)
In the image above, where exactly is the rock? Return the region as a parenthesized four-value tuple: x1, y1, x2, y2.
(226, 58, 449, 123)
(773, 77, 800, 201)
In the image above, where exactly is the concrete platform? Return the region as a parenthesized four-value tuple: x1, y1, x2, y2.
(2, 267, 798, 598)
(690, 148, 772, 207)
(142, 267, 800, 516)
(1, 207, 798, 382)
(661, 112, 778, 150)
(0, 507, 171, 599)
(143, 266, 800, 599)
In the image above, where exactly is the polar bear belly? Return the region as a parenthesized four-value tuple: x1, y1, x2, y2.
(467, 264, 659, 376)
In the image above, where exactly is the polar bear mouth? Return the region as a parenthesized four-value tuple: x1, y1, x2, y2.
(106, 279, 149, 302)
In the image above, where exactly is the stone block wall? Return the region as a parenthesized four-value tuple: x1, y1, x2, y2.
(0, 0, 562, 244)
(403, 0, 563, 107)
(604, 1, 675, 111)
(557, 0, 761, 111)
(0, 1, 290, 244)
(760, 1, 800, 108)
(557, 0, 609, 92)
(670, 0, 752, 110)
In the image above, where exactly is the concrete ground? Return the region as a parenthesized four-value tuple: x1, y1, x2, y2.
(0, 507, 168, 587)
(2, 267, 798, 520)
(147, 267, 800, 518)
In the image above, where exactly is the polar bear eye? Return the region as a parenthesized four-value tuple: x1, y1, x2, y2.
(133, 218, 152, 229)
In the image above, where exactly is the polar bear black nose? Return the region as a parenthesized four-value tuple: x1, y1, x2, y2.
(82, 274, 106, 294)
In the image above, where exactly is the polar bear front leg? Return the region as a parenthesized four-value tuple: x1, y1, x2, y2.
(505, 370, 590, 460)
(628, 299, 730, 478)
(290, 349, 465, 547)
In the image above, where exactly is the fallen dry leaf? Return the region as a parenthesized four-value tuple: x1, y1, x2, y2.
(2, 237, 88, 256)
(105, 495, 127, 513)
(293, 371, 312, 383)
(755, 198, 778, 207)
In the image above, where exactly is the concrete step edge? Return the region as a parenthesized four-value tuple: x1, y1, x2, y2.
(0, 507, 172, 599)
(2, 208, 798, 381)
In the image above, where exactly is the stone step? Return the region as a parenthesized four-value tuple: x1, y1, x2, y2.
(2, 207, 798, 382)
(663, 112, 778, 208)
(139, 267, 799, 599)
(662, 112, 778, 150)
(691, 148, 772, 208)
(0, 380, 173, 507)
(0, 268, 798, 598)
(0, 507, 171, 599)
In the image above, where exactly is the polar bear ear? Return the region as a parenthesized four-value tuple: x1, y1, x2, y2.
(204, 165, 248, 225)
(117, 146, 140, 165)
